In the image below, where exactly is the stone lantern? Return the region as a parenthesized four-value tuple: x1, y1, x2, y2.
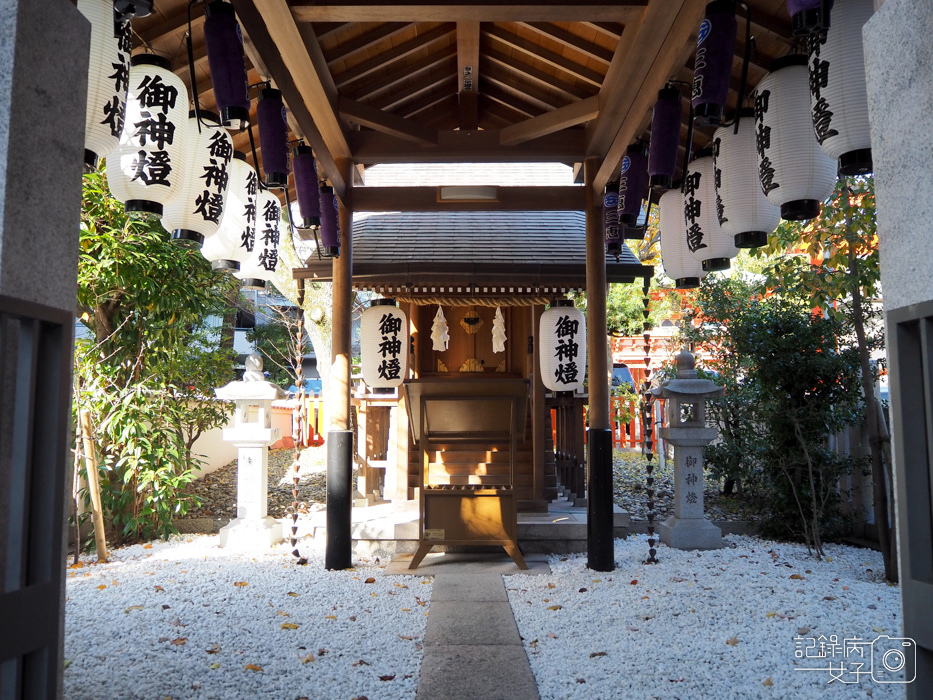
(652, 348, 724, 550)
(215, 353, 287, 549)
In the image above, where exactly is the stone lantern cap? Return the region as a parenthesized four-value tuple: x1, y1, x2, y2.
(215, 353, 288, 402)
(651, 348, 724, 401)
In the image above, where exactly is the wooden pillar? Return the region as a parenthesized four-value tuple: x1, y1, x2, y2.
(532, 304, 546, 508)
(326, 162, 353, 570)
(584, 155, 614, 572)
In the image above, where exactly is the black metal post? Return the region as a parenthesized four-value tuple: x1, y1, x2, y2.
(325, 429, 353, 570)
(587, 427, 614, 571)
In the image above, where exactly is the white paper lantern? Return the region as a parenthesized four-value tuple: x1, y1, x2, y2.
(540, 301, 587, 393)
(201, 152, 258, 272)
(78, 0, 131, 171)
(162, 112, 233, 244)
(361, 301, 409, 389)
(684, 149, 738, 272)
(106, 55, 189, 218)
(808, 0, 873, 175)
(713, 110, 781, 249)
(755, 54, 837, 221)
(236, 189, 282, 289)
(659, 188, 705, 289)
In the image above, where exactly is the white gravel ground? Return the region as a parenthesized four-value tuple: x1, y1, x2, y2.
(65, 536, 430, 700)
(506, 535, 906, 700)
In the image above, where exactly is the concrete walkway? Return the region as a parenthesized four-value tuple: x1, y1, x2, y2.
(387, 553, 550, 700)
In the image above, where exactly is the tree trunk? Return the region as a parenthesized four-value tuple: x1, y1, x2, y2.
(219, 285, 239, 354)
(78, 406, 109, 563)
(845, 188, 897, 583)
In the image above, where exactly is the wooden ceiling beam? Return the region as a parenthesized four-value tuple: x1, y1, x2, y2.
(311, 22, 352, 41)
(350, 129, 585, 164)
(232, 0, 348, 199)
(344, 44, 457, 102)
(500, 95, 599, 146)
(332, 23, 455, 89)
(580, 21, 625, 39)
(402, 87, 460, 120)
(368, 62, 458, 112)
(291, 3, 649, 23)
(457, 21, 481, 130)
(350, 186, 585, 211)
(139, 6, 205, 47)
(481, 94, 532, 125)
(519, 22, 614, 65)
(483, 65, 567, 113)
(481, 83, 541, 120)
(587, 0, 707, 193)
(483, 46, 594, 102)
(339, 96, 438, 145)
(323, 22, 412, 66)
(483, 24, 604, 87)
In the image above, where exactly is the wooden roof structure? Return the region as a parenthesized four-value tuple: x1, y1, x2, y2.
(131, 0, 798, 211)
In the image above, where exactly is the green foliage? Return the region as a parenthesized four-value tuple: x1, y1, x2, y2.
(76, 166, 238, 543)
(245, 301, 310, 389)
(681, 277, 866, 555)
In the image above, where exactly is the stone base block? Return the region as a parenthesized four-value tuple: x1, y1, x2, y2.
(219, 516, 283, 550)
(658, 515, 722, 550)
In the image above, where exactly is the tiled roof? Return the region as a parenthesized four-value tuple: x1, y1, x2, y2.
(352, 210, 641, 267)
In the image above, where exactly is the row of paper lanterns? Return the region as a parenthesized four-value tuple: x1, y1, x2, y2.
(78, 0, 341, 290)
(603, 0, 871, 289)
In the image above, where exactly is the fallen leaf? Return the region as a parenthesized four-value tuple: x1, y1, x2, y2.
(766, 611, 777, 618)
(826, 556, 833, 562)
(592, 579, 601, 583)
(349, 616, 357, 621)
(590, 651, 607, 658)
(579, 588, 588, 593)
(798, 627, 811, 636)
(547, 632, 558, 639)
(764, 677, 774, 687)
(626, 626, 639, 632)
(277, 611, 290, 617)
(301, 654, 315, 664)
(97, 585, 107, 590)
(170, 638, 187, 646)
(726, 636, 740, 646)
(154, 586, 165, 593)
(843, 586, 849, 591)
(209, 663, 221, 670)
(546, 605, 562, 611)
(400, 608, 411, 612)
(70, 562, 84, 569)
(529, 640, 538, 649)
(379, 674, 395, 681)
(398, 635, 414, 641)
(111, 580, 119, 586)
(630, 580, 638, 585)
(547, 583, 556, 589)
(143, 544, 152, 549)
(789, 574, 805, 580)
(281, 623, 299, 630)
(124, 605, 144, 613)
(824, 596, 837, 601)
(420, 579, 431, 584)
(670, 577, 687, 583)
(244, 664, 263, 672)
(364, 577, 376, 584)
(576, 678, 586, 684)
(352, 659, 371, 667)
(206, 644, 221, 654)
(394, 583, 408, 589)
(872, 626, 884, 634)
(325, 615, 337, 620)
(233, 581, 248, 587)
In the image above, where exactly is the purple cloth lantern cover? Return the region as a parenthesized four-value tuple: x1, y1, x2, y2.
(618, 144, 648, 226)
(603, 180, 620, 248)
(692, 1, 737, 126)
(292, 145, 321, 230)
(787, 0, 833, 36)
(319, 185, 340, 258)
(648, 86, 682, 190)
(204, 1, 250, 131)
(257, 88, 289, 189)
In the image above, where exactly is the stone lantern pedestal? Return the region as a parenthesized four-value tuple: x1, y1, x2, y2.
(215, 354, 287, 550)
(653, 349, 724, 550)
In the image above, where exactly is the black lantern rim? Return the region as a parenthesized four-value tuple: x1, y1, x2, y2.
(552, 299, 576, 307)
(770, 53, 808, 72)
(233, 150, 247, 162)
(694, 102, 724, 127)
(370, 298, 397, 308)
(211, 259, 240, 272)
(692, 146, 715, 160)
(239, 278, 266, 290)
(205, 0, 236, 17)
(781, 199, 821, 221)
(220, 106, 250, 131)
(293, 144, 314, 157)
(838, 149, 873, 177)
(619, 213, 639, 226)
(649, 174, 673, 190)
(265, 172, 289, 189)
(734, 231, 769, 248)
(622, 226, 646, 240)
(322, 246, 340, 258)
(84, 149, 99, 173)
(299, 216, 321, 231)
(131, 53, 171, 71)
(675, 277, 702, 289)
(259, 87, 282, 102)
(172, 229, 205, 246)
(701, 257, 731, 272)
(125, 199, 163, 218)
(792, 5, 832, 37)
(188, 109, 221, 123)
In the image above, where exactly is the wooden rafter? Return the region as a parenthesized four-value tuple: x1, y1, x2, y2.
(483, 24, 604, 87)
(483, 64, 567, 112)
(369, 63, 458, 113)
(339, 96, 438, 145)
(481, 94, 532, 124)
(500, 95, 599, 146)
(481, 84, 541, 120)
(581, 21, 624, 39)
(291, 3, 649, 23)
(457, 21, 480, 130)
(323, 22, 412, 66)
(403, 86, 460, 120)
(344, 44, 458, 102)
(483, 47, 595, 102)
(518, 22, 614, 65)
